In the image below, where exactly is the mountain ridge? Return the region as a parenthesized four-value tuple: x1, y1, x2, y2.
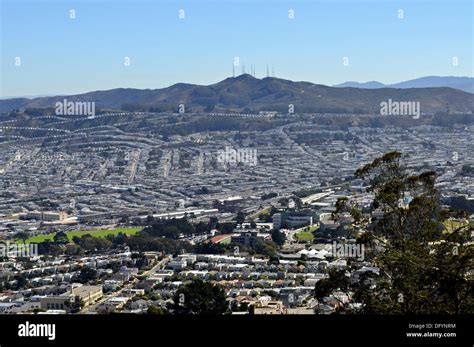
(333, 76, 474, 93)
(1, 75, 473, 114)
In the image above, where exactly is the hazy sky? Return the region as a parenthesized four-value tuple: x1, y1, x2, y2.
(1, 0, 472, 97)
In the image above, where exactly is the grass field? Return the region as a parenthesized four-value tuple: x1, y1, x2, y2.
(294, 225, 319, 242)
(295, 230, 315, 242)
(250, 206, 272, 220)
(17, 227, 143, 244)
(219, 236, 232, 245)
(443, 220, 469, 233)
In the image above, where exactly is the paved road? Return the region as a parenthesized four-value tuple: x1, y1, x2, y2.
(80, 256, 171, 314)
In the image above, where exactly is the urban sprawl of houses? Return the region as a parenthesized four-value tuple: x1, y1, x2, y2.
(0, 111, 472, 314)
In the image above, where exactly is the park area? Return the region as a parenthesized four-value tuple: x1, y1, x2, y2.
(16, 227, 143, 244)
(294, 226, 319, 242)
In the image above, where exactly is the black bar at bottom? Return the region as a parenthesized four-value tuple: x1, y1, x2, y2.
(0, 314, 472, 346)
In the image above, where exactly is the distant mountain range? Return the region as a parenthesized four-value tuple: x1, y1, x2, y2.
(1, 75, 473, 114)
(333, 76, 474, 93)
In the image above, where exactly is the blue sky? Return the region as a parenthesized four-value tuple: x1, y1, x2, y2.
(1, 0, 472, 97)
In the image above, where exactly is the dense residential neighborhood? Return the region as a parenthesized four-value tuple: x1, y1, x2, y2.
(0, 112, 472, 314)
(0, 0, 472, 345)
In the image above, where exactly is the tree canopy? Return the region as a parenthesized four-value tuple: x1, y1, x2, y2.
(326, 151, 473, 314)
(172, 279, 228, 315)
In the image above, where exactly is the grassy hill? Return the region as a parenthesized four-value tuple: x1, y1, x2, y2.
(2, 75, 472, 114)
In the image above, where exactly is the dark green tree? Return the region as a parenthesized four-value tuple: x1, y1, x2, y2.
(147, 305, 168, 315)
(252, 239, 278, 258)
(76, 267, 98, 284)
(15, 232, 29, 244)
(65, 296, 85, 313)
(314, 269, 351, 311)
(53, 231, 69, 244)
(15, 273, 29, 290)
(236, 212, 246, 225)
(271, 229, 286, 246)
(172, 279, 228, 315)
(329, 151, 473, 314)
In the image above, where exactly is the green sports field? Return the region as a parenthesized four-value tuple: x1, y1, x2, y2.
(17, 227, 143, 244)
(295, 230, 315, 242)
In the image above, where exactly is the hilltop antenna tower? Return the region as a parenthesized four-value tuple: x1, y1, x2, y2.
(232, 63, 235, 78)
(272, 65, 275, 77)
(266, 64, 269, 77)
